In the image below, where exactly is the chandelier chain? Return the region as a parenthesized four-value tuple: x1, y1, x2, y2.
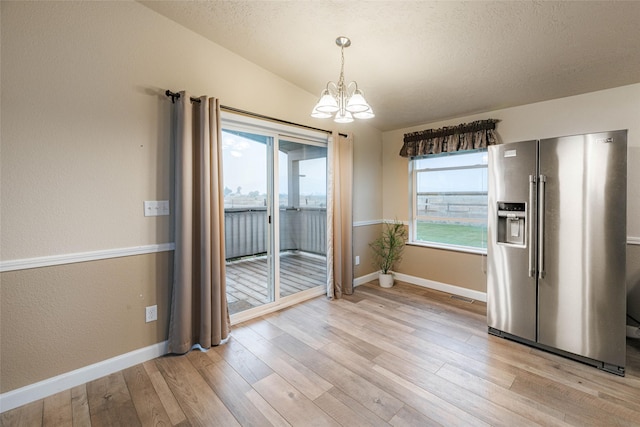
(339, 45, 345, 88)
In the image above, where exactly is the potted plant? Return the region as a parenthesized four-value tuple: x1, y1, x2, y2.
(369, 220, 408, 288)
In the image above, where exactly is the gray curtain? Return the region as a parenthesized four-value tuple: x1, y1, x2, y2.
(399, 119, 498, 157)
(327, 132, 353, 298)
(167, 92, 230, 354)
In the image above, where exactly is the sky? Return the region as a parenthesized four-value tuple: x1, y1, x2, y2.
(416, 150, 488, 193)
(221, 131, 327, 196)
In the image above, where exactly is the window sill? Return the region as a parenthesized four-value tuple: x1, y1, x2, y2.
(406, 241, 487, 256)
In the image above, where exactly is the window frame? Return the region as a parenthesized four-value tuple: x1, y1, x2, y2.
(408, 149, 488, 255)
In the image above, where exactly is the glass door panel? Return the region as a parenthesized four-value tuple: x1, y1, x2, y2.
(278, 138, 328, 299)
(221, 129, 274, 314)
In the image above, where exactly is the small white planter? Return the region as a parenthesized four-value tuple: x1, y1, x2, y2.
(378, 272, 394, 288)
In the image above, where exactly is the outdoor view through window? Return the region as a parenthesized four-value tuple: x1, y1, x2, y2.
(221, 131, 327, 210)
(221, 127, 328, 315)
(412, 149, 488, 250)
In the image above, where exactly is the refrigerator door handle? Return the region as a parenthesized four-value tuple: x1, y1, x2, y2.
(528, 175, 536, 277)
(538, 174, 546, 279)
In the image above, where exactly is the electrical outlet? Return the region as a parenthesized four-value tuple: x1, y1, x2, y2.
(355, 255, 360, 265)
(145, 305, 157, 323)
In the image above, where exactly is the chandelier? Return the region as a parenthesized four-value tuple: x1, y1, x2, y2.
(311, 36, 374, 123)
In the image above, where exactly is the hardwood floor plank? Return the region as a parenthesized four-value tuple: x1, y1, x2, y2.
(529, 346, 640, 407)
(244, 389, 292, 427)
(1, 400, 43, 427)
(252, 373, 340, 426)
(263, 310, 330, 350)
(294, 297, 447, 372)
(510, 369, 640, 427)
(388, 405, 443, 427)
(271, 333, 404, 422)
(313, 389, 390, 427)
(324, 387, 392, 427)
(231, 324, 333, 400)
(122, 364, 173, 426)
(142, 360, 189, 426)
(355, 296, 483, 343)
(467, 333, 635, 400)
(245, 317, 286, 340)
(435, 363, 570, 426)
(280, 304, 385, 362)
(212, 336, 274, 385)
(319, 338, 501, 427)
(154, 355, 240, 427)
(197, 359, 277, 427)
(86, 372, 141, 427)
(371, 364, 490, 426)
(43, 389, 72, 427)
(332, 299, 417, 336)
(70, 385, 91, 427)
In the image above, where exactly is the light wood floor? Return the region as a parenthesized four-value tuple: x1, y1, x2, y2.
(3, 281, 640, 426)
(226, 251, 326, 314)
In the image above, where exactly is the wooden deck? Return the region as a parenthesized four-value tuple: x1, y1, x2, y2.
(226, 251, 326, 314)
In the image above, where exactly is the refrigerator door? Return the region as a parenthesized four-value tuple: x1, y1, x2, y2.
(537, 131, 627, 368)
(487, 140, 538, 341)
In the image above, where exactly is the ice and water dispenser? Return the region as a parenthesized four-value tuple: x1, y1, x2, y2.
(496, 202, 526, 246)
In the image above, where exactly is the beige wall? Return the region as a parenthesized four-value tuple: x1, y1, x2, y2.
(353, 223, 382, 278)
(0, 253, 172, 392)
(0, 0, 381, 260)
(382, 83, 640, 294)
(0, 1, 382, 394)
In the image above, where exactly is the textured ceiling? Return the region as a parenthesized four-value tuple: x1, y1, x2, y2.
(140, 1, 640, 132)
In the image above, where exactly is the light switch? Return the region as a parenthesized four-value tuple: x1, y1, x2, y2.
(144, 200, 170, 217)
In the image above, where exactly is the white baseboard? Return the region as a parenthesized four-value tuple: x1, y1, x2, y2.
(0, 341, 168, 414)
(354, 272, 378, 287)
(354, 271, 487, 302)
(394, 272, 487, 302)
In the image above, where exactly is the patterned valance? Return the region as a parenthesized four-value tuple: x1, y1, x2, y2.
(399, 119, 499, 158)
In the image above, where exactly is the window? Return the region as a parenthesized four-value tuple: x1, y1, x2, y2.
(409, 149, 488, 252)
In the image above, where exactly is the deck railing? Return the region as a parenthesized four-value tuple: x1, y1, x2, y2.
(416, 192, 487, 224)
(224, 207, 326, 260)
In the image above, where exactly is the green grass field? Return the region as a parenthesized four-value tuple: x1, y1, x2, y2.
(416, 222, 487, 249)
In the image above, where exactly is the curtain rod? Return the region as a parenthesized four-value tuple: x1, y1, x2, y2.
(165, 90, 346, 137)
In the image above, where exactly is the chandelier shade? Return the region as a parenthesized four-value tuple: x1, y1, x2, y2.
(311, 37, 374, 123)
(314, 89, 340, 113)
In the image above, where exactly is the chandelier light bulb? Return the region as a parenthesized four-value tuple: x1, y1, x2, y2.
(334, 111, 354, 124)
(353, 108, 375, 119)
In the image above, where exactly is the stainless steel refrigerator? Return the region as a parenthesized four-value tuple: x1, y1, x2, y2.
(487, 130, 627, 375)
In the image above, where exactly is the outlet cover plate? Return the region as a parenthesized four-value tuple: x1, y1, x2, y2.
(145, 305, 158, 323)
(144, 201, 170, 217)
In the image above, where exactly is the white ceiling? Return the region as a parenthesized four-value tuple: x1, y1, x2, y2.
(140, 1, 640, 132)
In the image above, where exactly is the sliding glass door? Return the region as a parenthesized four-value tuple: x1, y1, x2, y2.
(221, 120, 328, 317)
(222, 129, 274, 314)
(277, 138, 327, 301)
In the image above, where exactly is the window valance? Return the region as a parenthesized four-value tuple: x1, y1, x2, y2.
(399, 119, 499, 158)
